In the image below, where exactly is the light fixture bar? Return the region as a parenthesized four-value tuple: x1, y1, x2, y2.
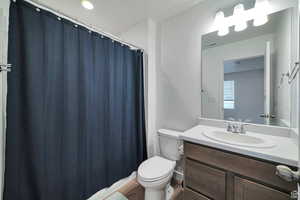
(215, 11, 229, 36)
(233, 4, 247, 32)
(214, 0, 270, 36)
(253, 0, 270, 26)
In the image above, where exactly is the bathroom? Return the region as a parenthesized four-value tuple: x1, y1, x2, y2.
(0, 0, 299, 199)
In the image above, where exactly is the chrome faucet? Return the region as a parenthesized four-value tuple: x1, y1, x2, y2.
(239, 123, 248, 134)
(226, 122, 233, 132)
(225, 121, 249, 134)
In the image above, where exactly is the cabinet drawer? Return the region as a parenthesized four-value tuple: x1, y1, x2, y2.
(234, 176, 290, 200)
(185, 159, 226, 200)
(184, 142, 296, 192)
(184, 188, 211, 200)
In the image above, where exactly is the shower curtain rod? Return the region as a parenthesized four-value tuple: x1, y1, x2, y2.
(15, 0, 145, 52)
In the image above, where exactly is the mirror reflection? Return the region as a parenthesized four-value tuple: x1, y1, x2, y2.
(201, 8, 298, 127)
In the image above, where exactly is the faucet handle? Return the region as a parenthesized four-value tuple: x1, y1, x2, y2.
(240, 123, 250, 134)
(244, 119, 252, 123)
(231, 123, 239, 133)
(228, 117, 235, 121)
(225, 122, 232, 132)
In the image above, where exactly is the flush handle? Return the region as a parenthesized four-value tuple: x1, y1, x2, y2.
(276, 165, 300, 183)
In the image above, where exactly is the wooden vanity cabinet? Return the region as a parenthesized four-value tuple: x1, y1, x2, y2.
(234, 177, 290, 200)
(184, 188, 210, 200)
(183, 142, 296, 200)
(185, 159, 226, 199)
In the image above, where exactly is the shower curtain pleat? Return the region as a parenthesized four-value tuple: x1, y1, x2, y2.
(4, 1, 147, 200)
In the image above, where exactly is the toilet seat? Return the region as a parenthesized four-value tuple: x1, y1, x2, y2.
(138, 156, 176, 182)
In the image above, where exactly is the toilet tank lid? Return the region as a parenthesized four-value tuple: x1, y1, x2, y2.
(158, 129, 182, 139)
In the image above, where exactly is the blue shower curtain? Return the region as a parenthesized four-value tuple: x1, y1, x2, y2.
(4, 1, 147, 200)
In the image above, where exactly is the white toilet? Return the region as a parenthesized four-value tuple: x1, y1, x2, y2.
(137, 129, 182, 200)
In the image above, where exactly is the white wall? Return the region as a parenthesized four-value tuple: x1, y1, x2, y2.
(288, 7, 299, 130)
(118, 21, 149, 52)
(118, 0, 299, 156)
(158, 0, 298, 131)
(273, 9, 293, 127)
(0, 0, 9, 199)
(119, 19, 161, 156)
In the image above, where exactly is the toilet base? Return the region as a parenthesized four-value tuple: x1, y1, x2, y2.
(145, 188, 165, 200)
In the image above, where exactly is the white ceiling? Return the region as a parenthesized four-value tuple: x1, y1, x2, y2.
(35, 0, 206, 34)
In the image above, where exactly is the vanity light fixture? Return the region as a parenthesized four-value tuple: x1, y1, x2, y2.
(233, 4, 247, 32)
(253, 0, 269, 26)
(214, 0, 270, 36)
(215, 11, 229, 36)
(81, 0, 94, 10)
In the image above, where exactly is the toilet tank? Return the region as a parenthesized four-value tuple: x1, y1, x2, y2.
(158, 129, 182, 161)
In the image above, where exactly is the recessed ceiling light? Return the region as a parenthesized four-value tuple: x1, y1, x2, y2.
(81, 0, 94, 10)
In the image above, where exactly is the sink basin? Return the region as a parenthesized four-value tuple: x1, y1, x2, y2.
(203, 131, 275, 148)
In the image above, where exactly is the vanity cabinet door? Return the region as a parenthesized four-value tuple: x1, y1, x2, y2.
(234, 177, 290, 200)
(184, 188, 211, 200)
(185, 159, 226, 200)
(184, 142, 296, 192)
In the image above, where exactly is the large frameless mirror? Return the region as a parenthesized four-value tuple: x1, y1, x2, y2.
(201, 7, 299, 127)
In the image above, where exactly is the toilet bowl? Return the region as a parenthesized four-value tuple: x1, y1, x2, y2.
(138, 129, 182, 200)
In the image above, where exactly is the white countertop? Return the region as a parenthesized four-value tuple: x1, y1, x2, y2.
(180, 125, 298, 167)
